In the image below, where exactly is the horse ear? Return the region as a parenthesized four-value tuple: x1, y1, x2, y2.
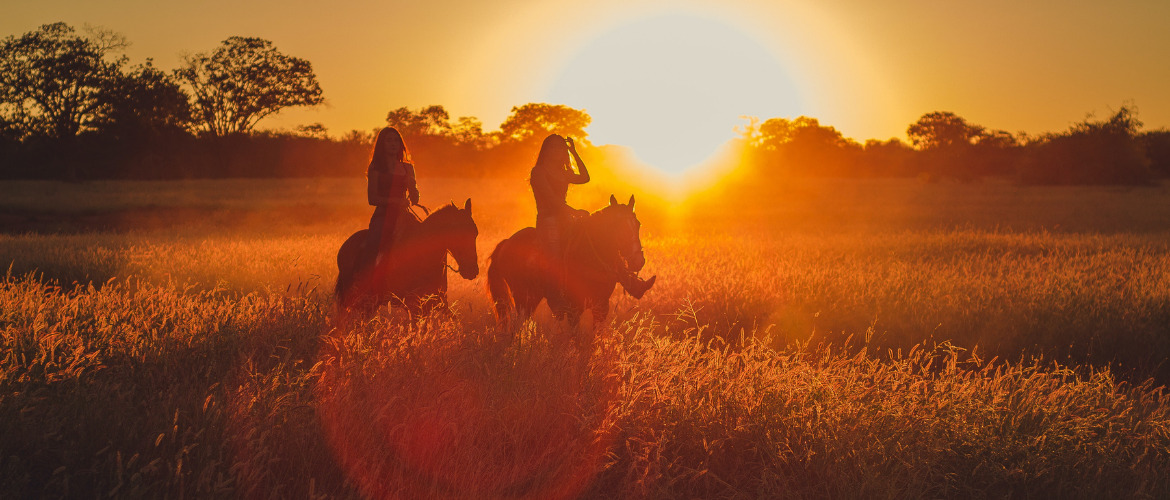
(609, 194, 618, 206)
(628, 194, 635, 210)
(464, 198, 472, 213)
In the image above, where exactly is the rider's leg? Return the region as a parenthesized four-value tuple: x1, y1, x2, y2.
(536, 213, 567, 309)
(359, 207, 401, 277)
(358, 208, 385, 272)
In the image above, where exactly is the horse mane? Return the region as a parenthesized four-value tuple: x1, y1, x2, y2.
(585, 203, 629, 234)
(560, 203, 627, 272)
(589, 203, 618, 218)
(396, 203, 464, 244)
(433, 202, 460, 214)
(422, 202, 463, 226)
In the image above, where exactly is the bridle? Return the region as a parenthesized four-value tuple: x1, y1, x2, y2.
(444, 210, 475, 276)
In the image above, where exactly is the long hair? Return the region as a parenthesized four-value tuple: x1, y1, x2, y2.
(371, 127, 410, 171)
(533, 134, 568, 172)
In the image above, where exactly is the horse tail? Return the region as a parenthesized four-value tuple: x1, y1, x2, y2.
(487, 237, 514, 323)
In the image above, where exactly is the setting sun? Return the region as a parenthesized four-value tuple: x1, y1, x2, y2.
(546, 13, 804, 175)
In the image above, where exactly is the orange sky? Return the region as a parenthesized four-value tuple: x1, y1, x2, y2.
(5, 0, 1169, 169)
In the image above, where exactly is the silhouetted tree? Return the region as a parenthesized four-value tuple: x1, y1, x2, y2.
(751, 117, 795, 151)
(969, 129, 1021, 178)
(93, 60, 192, 139)
(379, 105, 499, 177)
(77, 60, 195, 178)
(907, 112, 985, 150)
(452, 116, 488, 148)
(294, 122, 329, 139)
(1142, 130, 1170, 178)
(175, 37, 323, 136)
(862, 138, 917, 177)
(0, 22, 126, 140)
(385, 105, 453, 138)
(1022, 106, 1152, 185)
(907, 112, 999, 180)
(498, 103, 590, 144)
(745, 116, 861, 175)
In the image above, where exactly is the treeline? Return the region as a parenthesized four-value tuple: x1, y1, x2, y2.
(3, 22, 1168, 184)
(0, 23, 590, 180)
(736, 106, 1170, 185)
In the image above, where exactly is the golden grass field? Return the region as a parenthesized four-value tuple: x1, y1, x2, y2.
(2, 177, 1170, 498)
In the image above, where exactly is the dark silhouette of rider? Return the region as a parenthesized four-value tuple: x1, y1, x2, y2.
(529, 134, 654, 298)
(359, 127, 419, 275)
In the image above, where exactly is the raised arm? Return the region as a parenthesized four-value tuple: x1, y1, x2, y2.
(566, 137, 590, 184)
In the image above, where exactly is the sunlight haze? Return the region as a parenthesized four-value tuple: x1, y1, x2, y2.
(546, 13, 807, 174)
(4, 0, 1168, 174)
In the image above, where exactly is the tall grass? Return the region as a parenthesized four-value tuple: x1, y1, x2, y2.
(642, 230, 1170, 378)
(3, 178, 1170, 497)
(2, 276, 1168, 497)
(5, 226, 1168, 377)
(0, 275, 330, 497)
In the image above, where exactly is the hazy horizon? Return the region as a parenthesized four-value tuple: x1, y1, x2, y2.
(5, 0, 1169, 171)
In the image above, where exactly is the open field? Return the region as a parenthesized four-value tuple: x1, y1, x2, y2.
(2, 178, 1170, 497)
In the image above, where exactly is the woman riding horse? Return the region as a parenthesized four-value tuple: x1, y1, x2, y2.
(529, 134, 654, 299)
(336, 200, 479, 315)
(336, 127, 480, 315)
(359, 127, 419, 276)
(488, 194, 649, 328)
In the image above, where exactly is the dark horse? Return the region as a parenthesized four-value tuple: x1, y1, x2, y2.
(336, 199, 479, 316)
(488, 194, 647, 330)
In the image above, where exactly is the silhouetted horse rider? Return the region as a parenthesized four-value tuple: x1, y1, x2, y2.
(358, 127, 419, 274)
(529, 134, 655, 298)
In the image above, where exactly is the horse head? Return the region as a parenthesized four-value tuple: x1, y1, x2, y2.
(602, 194, 646, 272)
(427, 199, 479, 280)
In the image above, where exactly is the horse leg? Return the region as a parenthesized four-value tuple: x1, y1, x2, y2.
(561, 302, 596, 369)
(559, 295, 584, 327)
(590, 292, 611, 324)
(569, 295, 609, 365)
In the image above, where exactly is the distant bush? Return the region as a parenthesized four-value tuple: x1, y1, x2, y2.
(1143, 130, 1170, 178)
(1021, 106, 1153, 185)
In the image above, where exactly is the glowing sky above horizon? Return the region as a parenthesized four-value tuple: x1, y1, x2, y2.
(5, 0, 1170, 173)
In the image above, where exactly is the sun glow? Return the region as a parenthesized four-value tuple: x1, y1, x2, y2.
(546, 13, 805, 176)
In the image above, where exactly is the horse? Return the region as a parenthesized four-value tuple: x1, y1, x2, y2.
(335, 199, 479, 317)
(487, 194, 648, 334)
